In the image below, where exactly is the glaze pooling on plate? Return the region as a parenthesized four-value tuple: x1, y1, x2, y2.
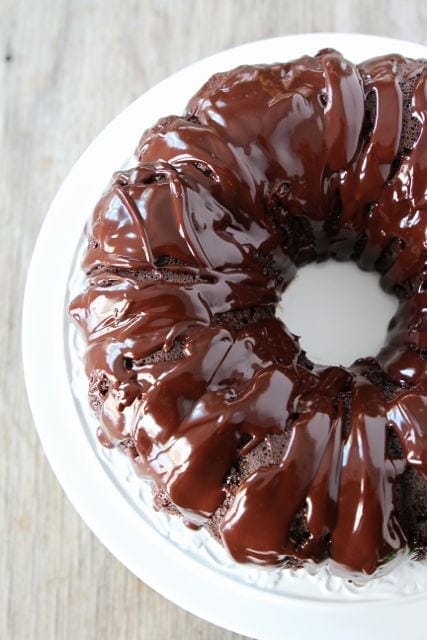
(69, 48, 427, 578)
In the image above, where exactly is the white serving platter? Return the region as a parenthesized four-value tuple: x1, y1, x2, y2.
(23, 34, 427, 640)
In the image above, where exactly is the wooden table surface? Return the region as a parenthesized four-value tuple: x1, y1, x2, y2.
(1, 1, 426, 638)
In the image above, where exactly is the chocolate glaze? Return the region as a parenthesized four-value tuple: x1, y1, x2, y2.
(70, 50, 427, 577)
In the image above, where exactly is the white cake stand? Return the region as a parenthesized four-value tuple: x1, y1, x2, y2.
(23, 34, 427, 640)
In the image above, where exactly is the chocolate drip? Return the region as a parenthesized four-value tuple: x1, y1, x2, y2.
(70, 50, 427, 577)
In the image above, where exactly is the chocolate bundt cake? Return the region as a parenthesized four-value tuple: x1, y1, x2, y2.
(69, 49, 427, 577)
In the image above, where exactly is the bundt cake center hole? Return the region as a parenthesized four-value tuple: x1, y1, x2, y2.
(278, 261, 398, 367)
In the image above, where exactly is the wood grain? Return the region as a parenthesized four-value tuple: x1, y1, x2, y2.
(1, 1, 425, 638)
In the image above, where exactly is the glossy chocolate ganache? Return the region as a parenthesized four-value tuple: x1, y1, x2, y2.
(69, 49, 427, 578)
